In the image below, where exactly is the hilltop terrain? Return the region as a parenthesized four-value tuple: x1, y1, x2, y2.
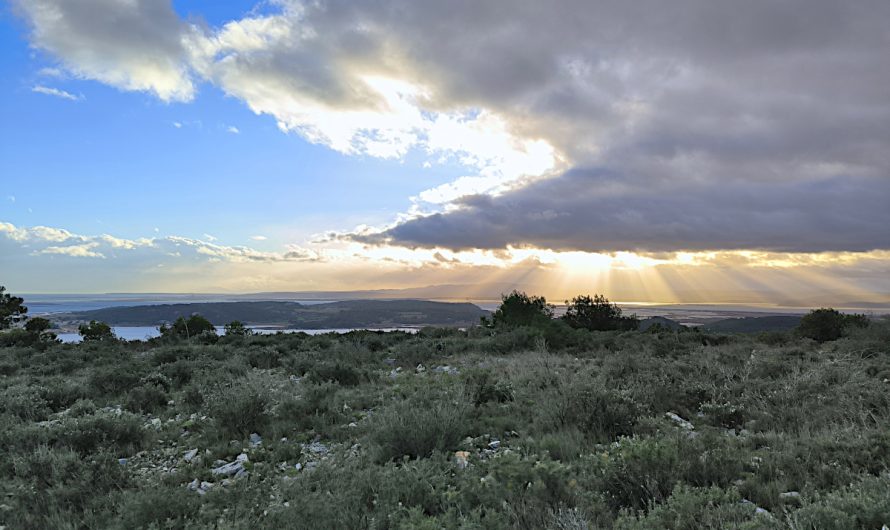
(50, 300, 490, 329)
(1, 315, 888, 528)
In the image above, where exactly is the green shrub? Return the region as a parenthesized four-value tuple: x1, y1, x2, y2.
(464, 368, 514, 405)
(372, 394, 470, 462)
(48, 412, 146, 456)
(1, 384, 50, 421)
(204, 378, 270, 438)
(613, 485, 770, 529)
(247, 346, 282, 369)
(124, 384, 168, 413)
(788, 474, 890, 530)
(78, 320, 115, 342)
(306, 361, 365, 386)
(797, 308, 868, 343)
(549, 380, 642, 442)
(592, 436, 683, 511)
(116, 486, 202, 528)
(9, 446, 130, 528)
(535, 428, 587, 462)
(88, 366, 141, 397)
(699, 401, 746, 429)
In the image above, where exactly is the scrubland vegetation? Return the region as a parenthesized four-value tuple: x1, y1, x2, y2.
(0, 288, 888, 529)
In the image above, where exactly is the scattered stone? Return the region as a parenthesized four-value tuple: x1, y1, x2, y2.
(304, 441, 329, 456)
(118, 458, 127, 466)
(741, 499, 772, 517)
(148, 418, 162, 430)
(383, 358, 396, 366)
(186, 478, 214, 495)
(415, 364, 426, 373)
(488, 440, 501, 450)
(294, 463, 303, 471)
(211, 454, 249, 477)
(250, 433, 262, 447)
(389, 369, 400, 380)
(348, 422, 358, 428)
(433, 365, 459, 375)
(183, 449, 199, 462)
(454, 451, 470, 469)
(780, 491, 801, 499)
(665, 412, 694, 430)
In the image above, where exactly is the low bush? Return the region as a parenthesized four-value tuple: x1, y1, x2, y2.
(306, 361, 365, 386)
(204, 377, 270, 439)
(548, 380, 642, 442)
(124, 384, 168, 413)
(371, 394, 470, 462)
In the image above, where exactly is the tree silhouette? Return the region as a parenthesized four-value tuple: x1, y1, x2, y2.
(563, 294, 638, 331)
(0, 286, 27, 329)
(486, 290, 554, 328)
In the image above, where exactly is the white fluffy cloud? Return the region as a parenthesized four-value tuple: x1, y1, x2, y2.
(15, 0, 196, 101)
(0, 221, 319, 263)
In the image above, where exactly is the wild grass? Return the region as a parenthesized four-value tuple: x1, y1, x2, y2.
(0, 320, 888, 528)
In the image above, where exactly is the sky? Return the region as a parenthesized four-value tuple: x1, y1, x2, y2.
(1, 0, 889, 305)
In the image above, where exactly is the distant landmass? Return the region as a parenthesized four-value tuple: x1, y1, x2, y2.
(638, 316, 686, 331)
(50, 300, 490, 329)
(701, 315, 802, 333)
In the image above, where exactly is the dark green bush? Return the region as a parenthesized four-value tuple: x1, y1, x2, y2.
(371, 394, 470, 462)
(548, 380, 642, 442)
(9, 446, 131, 528)
(592, 436, 683, 511)
(307, 361, 365, 386)
(124, 384, 168, 413)
(798, 308, 869, 342)
(51, 413, 146, 456)
(88, 366, 141, 396)
(613, 485, 767, 529)
(1, 384, 50, 421)
(116, 486, 202, 528)
(247, 346, 282, 369)
(204, 378, 270, 438)
(789, 474, 890, 530)
(464, 368, 514, 405)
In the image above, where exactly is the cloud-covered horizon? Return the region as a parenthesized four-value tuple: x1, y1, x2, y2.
(8, 0, 890, 277)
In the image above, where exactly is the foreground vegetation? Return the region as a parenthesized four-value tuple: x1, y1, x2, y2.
(1, 290, 888, 528)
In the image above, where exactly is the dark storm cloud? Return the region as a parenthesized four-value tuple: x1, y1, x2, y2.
(366, 170, 890, 253)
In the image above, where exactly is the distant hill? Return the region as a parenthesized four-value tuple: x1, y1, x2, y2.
(50, 300, 490, 329)
(702, 315, 801, 333)
(638, 316, 686, 331)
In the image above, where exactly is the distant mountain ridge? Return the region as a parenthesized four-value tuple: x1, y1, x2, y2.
(50, 300, 490, 329)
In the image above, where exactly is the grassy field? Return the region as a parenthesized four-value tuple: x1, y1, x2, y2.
(1, 320, 889, 529)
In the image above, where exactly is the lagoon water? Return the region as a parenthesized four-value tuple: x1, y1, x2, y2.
(56, 326, 419, 343)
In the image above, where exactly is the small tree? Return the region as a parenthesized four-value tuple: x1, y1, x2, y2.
(160, 314, 216, 340)
(798, 308, 844, 342)
(78, 320, 116, 342)
(486, 290, 554, 328)
(23, 317, 57, 343)
(224, 320, 251, 336)
(0, 286, 27, 329)
(563, 294, 639, 331)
